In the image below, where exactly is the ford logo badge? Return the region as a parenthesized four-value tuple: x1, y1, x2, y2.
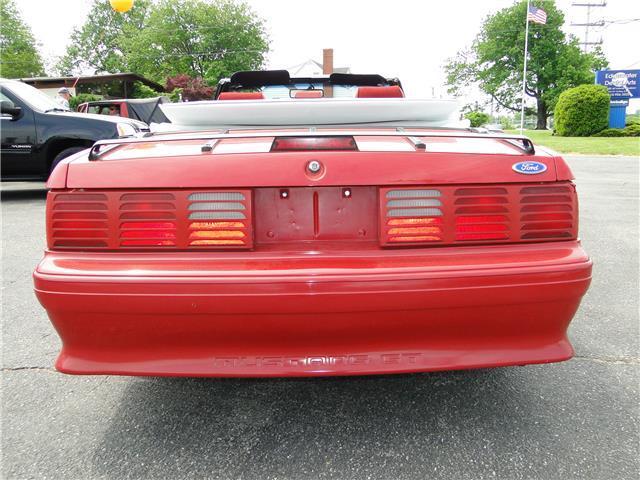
(512, 161, 548, 175)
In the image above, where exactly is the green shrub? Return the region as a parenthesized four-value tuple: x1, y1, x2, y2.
(69, 93, 102, 111)
(591, 125, 640, 137)
(625, 114, 640, 126)
(592, 128, 626, 137)
(554, 84, 610, 137)
(465, 111, 491, 128)
(623, 124, 640, 136)
(168, 88, 183, 102)
(499, 116, 515, 130)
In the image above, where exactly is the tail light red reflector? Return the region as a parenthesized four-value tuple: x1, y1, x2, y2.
(454, 189, 511, 242)
(120, 239, 176, 247)
(118, 193, 177, 247)
(52, 221, 108, 229)
(456, 232, 509, 241)
(49, 193, 109, 249)
(519, 185, 576, 240)
(54, 240, 108, 248)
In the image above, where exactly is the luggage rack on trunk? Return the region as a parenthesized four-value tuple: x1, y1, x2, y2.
(88, 129, 535, 160)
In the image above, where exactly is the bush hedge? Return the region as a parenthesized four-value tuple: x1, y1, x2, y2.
(554, 84, 610, 137)
(130, 82, 162, 99)
(69, 93, 102, 111)
(592, 124, 640, 137)
(592, 128, 626, 137)
(625, 124, 640, 136)
(465, 111, 490, 128)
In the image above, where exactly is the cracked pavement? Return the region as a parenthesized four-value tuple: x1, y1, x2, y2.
(1, 156, 639, 479)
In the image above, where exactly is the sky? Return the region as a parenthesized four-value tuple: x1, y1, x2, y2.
(15, 0, 640, 110)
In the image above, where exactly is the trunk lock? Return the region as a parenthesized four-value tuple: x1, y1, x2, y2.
(307, 160, 322, 173)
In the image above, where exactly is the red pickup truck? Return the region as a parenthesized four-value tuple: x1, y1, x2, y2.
(34, 72, 592, 377)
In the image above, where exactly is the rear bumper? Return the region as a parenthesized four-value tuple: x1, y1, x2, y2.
(34, 242, 592, 377)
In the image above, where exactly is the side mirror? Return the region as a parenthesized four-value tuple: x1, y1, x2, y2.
(0, 100, 22, 119)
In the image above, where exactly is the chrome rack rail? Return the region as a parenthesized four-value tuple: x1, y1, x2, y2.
(88, 129, 535, 160)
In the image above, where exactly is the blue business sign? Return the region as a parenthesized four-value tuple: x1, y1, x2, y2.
(595, 70, 640, 99)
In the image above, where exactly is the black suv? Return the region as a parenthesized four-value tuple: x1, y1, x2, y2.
(1, 79, 147, 180)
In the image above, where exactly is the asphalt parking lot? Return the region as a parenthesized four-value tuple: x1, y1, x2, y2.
(2, 155, 638, 480)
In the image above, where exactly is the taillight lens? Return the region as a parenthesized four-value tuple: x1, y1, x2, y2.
(48, 190, 253, 250)
(518, 185, 576, 239)
(454, 187, 510, 241)
(380, 183, 577, 247)
(380, 188, 444, 245)
(48, 193, 109, 248)
(187, 191, 252, 248)
(118, 193, 177, 247)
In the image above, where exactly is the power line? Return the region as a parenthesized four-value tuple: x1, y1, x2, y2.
(570, 1, 607, 52)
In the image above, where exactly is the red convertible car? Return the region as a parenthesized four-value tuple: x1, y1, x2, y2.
(34, 71, 592, 377)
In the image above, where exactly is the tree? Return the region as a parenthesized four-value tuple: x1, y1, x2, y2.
(0, 0, 45, 77)
(122, 0, 268, 85)
(165, 74, 214, 101)
(58, 0, 151, 75)
(445, 0, 608, 129)
(130, 82, 162, 99)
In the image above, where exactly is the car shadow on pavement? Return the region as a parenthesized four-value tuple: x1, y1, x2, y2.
(90, 368, 539, 478)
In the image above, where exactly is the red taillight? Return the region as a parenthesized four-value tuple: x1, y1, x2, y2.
(453, 188, 511, 241)
(47, 183, 577, 251)
(379, 183, 577, 247)
(48, 193, 109, 248)
(48, 190, 253, 250)
(118, 193, 177, 247)
(518, 185, 576, 240)
(271, 137, 357, 152)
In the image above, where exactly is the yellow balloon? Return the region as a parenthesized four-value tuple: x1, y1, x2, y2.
(109, 0, 134, 13)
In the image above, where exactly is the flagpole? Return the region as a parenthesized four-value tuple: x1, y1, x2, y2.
(520, 0, 531, 134)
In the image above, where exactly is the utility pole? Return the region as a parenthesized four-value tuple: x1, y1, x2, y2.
(571, 1, 606, 52)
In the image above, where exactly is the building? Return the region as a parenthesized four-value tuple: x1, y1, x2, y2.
(287, 59, 351, 77)
(18, 73, 165, 99)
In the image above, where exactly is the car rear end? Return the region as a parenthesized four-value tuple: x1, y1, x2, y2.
(34, 129, 592, 377)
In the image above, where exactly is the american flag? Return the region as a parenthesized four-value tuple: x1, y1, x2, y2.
(527, 5, 547, 24)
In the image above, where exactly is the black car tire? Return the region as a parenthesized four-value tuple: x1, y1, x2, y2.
(50, 146, 86, 174)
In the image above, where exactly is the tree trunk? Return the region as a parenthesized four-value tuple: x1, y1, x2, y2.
(536, 98, 548, 130)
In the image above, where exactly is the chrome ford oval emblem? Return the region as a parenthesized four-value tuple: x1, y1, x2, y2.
(512, 161, 548, 175)
(307, 160, 322, 173)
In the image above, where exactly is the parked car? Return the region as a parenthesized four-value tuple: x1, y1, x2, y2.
(1, 79, 147, 180)
(213, 69, 403, 99)
(34, 71, 592, 377)
(77, 97, 170, 125)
